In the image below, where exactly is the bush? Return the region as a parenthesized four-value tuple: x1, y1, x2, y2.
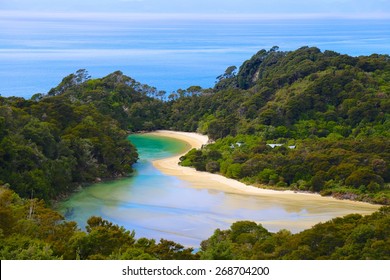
(206, 161, 220, 173)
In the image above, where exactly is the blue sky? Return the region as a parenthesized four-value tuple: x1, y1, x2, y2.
(1, 0, 390, 18)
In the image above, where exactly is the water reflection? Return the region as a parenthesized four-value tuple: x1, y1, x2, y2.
(58, 135, 378, 247)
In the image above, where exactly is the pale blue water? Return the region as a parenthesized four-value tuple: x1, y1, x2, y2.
(57, 134, 378, 248)
(1, 16, 389, 98)
(57, 135, 300, 247)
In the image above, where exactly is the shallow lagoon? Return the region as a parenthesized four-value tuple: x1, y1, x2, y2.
(58, 134, 378, 247)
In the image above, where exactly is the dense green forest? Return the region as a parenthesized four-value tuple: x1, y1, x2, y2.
(0, 72, 141, 202)
(1, 47, 389, 203)
(1, 46, 389, 259)
(178, 47, 390, 204)
(0, 186, 388, 259)
(0, 70, 173, 202)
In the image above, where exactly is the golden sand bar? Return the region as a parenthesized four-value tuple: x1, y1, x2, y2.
(149, 130, 380, 228)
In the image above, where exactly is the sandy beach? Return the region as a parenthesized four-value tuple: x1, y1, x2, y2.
(148, 130, 380, 212)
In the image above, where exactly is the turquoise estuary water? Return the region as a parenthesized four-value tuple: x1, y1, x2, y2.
(58, 134, 378, 247)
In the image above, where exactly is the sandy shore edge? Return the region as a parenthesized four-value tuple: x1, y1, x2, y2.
(147, 130, 380, 209)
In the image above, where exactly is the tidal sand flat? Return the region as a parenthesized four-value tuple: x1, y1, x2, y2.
(59, 132, 380, 248)
(150, 131, 380, 229)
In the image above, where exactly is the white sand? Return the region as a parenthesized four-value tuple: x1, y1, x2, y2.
(148, 130, 380, 212)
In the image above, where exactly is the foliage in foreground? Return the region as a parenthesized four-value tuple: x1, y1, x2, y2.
(0, 186, 389, 260)
(0, 186, 196, 260)
(200, 210, 390, 260)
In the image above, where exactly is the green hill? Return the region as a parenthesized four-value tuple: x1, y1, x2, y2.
(0, 46, 389, 260)
(0, 71, 150, 201)
(1, 47, 389, 204)
(175, 47, 390, 204)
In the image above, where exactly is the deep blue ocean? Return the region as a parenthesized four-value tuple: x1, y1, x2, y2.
(1, 16, 389, 98)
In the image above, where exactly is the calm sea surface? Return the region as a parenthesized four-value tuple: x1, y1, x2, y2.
(1, 16, 389, 97)
(57, 135, 378, 247)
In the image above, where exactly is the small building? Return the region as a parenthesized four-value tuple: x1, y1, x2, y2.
(267, 144, 283, 148)
(230, 142, 245, 149)
(267, 144, 296, 149)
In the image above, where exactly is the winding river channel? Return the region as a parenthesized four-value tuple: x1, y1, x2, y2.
(57, 134, 379, 247)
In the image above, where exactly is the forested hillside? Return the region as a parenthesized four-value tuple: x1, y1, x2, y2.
(1, 46, 389, 260)
(0, 71, 153, 201)
(177, 47, 390, 204)
(1, 47, 389, 203)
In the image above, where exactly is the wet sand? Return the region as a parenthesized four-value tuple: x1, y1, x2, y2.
(59, 131, 382, 247)
(149, 130, 380, 217)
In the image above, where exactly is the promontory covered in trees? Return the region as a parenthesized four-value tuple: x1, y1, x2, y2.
(0, 46, 389, 259)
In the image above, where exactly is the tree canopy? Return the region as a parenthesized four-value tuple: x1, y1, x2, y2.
(176, 47, 390, 204)
(1, 46, 389, 259)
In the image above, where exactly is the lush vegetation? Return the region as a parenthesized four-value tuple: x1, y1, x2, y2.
(200, 207, 390, 260)
(177, 47, 390, 204)
(1, 186, 388, 260)
(180, 136, 390, 204)
(1, 46, 390, 260)
(2, 47, 389, 203)
(0, 71, 145, 202)
(0, 186, 195, 260)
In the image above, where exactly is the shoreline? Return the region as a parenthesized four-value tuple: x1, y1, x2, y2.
(147, 130, 380, 210)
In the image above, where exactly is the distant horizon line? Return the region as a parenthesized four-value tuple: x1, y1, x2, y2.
(2, 10, 390, 21)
